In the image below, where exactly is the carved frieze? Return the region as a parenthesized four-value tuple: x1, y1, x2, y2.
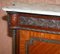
(19, 16, 60, 29)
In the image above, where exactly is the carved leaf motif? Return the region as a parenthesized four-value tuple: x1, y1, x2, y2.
(19, 16, 60, 29)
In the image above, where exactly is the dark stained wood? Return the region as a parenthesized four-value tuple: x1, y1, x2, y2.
(9, 13, 19, 27)
(9, 12, 60, 32)
(19, 24, 60, 32)
(19, 13, 60, 20)
(16, 30, 20, 54)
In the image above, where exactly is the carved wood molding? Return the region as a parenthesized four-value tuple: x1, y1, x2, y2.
(7, 12, 60, 34)
(18, 14, 60, 34)
(19, 16, 60, 29)
(25, 37, 60, 54)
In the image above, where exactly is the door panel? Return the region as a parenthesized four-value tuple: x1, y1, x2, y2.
(28, 41, 60, 54)
(17, 30, 60, 54)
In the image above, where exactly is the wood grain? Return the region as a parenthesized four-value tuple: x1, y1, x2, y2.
(28, 41, 60, 54)
(17, 30, 60, 54)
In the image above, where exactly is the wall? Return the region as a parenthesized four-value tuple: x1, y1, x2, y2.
(0, 0, 12, 54)
(0, 0, 60, 54)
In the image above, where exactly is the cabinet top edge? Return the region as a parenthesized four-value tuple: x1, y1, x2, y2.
(2, 3, 60, 16)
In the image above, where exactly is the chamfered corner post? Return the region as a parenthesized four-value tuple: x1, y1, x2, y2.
(7, 11, 19, 54)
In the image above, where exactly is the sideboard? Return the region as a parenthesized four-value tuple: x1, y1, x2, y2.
(2, 4, 60, 54)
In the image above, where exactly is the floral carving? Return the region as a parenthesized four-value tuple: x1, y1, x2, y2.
(19, 16, 60, 29)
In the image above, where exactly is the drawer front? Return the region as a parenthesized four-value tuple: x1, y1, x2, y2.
(16, 30, 60, 54)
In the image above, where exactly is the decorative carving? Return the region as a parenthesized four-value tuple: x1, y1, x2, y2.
(19, 16, 60, 29)
(7, 12, 17, 54)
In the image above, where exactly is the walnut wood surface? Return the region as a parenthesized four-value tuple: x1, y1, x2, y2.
(19, 24, 60, 32)
(16, 30, 60, 54)
(9, 13, 60, 33)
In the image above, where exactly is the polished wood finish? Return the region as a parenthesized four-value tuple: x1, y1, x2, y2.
(28, 41, 60, 54)
(19, 24, 60, 32)
(19, 13, 60, 20)
(9, 13, 60, 32)
(9, 13, 19, 27)
(17, 30, 60, 54)
(6, 12, 60, 54)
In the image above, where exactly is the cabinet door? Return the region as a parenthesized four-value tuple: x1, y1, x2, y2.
(16, 30, 60, 54)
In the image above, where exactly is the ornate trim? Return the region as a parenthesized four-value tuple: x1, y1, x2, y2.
(10, 27, 60, 35)
(19, 16, 60, 29)
(7, 12, 17, 54)
(6, 12, 60, 54)
(25, 37, 60, 54)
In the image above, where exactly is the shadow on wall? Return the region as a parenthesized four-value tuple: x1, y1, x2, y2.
(0, 13, 12, 54)
(2, 15, 13, 37)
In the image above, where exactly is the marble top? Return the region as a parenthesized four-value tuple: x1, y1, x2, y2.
(2, 3, 60, 16)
